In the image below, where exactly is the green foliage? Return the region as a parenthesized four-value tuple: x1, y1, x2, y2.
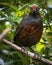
(0, 0, 52, 65)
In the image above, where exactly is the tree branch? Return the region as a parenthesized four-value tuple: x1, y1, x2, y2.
(0, 28, 10, 40)
(2, 39, 52, 65)
(0, 28, 52, 65)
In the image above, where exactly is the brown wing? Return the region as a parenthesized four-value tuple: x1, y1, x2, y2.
(14, 15, 32, 42)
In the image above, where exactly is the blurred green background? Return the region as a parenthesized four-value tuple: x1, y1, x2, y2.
(0, 0, 52, 65)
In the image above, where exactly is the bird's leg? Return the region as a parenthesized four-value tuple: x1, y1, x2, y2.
(29, 47, 35, 52)
(29, 47, 41, 60)
(21, 47, 28, 54)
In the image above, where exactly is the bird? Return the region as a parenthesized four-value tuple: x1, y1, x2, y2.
(14, 5, 43, 48)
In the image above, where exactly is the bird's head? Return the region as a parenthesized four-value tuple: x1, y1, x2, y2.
(29, 4, 39, 11)
(29, 4, 40, 17)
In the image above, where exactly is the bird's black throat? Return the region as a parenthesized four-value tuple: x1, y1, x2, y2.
(29, 10, 40, 18)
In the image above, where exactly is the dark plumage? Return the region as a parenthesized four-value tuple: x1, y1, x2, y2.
(14, 6, 43, 47)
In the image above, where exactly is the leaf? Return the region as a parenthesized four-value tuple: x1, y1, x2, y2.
(0, 2, 18, 11)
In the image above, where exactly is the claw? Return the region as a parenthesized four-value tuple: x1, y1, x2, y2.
(21, 47, 28, 54)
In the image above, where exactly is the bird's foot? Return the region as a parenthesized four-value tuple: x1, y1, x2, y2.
(33, 51, 41, 61)
(29, 47, 41, 60)
(21, 47, 28, 54)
